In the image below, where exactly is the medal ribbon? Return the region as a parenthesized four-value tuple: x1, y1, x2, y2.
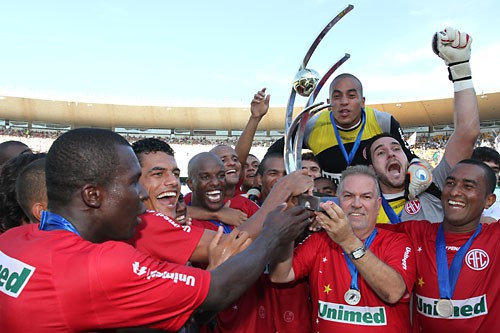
(344, 228, 378, 291)
(436, 223, 482, 299)
(381, 195, 402, 224)
(39, 210, 81, 236)
(330, 109, 366, 166)
(208, 220, 233, 234)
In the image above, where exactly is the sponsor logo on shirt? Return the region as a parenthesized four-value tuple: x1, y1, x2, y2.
(404, 200, 421, 215)
(132, 261, 196, 286)
(148, 210, 192, 232)
(0, 251, 35, 298)
(401, 246, 411, 270)
(416, 294, 488, 319)
(318, 301, 387, 326)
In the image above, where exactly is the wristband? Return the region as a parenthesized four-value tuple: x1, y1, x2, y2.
(453, 80, 474, 92)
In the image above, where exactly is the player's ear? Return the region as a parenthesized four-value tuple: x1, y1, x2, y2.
(82, 185, 102, 208)
(187, 178, 194, 192)
(484, 193, 496, 209)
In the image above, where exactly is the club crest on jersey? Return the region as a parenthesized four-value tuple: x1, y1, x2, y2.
(404, 200, 421, 215)
(465, 249, 489, 271)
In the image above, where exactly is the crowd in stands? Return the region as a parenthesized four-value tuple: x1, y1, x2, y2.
(2, 125, 497, 170)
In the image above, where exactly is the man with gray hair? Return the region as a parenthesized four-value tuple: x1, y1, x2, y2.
(271, 165, 416, 332)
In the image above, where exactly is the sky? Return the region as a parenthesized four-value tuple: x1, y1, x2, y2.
(1, 0, 499, 108)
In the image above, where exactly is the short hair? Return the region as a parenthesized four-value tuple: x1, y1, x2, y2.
(329, 73, 364, 98)
(471, 147, 500, 166)
(337, 165, 380, 199)
(132, 138, 175, 162)
(16, 158, 47, 223)
(364, 132, 412, 165)
(187, 152, 222, 179)
(456, 159, 497, 195)
(301, 151, 318, 163)
(46, 128, 131, 209)
(257, 151, 284, 176)
(0, 140, 31, 166)
(0, 152, 46, 231)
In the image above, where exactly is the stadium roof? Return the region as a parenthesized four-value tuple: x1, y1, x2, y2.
(0, 92, 499, 132)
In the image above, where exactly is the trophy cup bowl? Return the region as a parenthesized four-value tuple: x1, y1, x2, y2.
(293, 68, 320, 97)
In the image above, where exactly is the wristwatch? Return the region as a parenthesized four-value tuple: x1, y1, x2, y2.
(350, 245, 366, 260)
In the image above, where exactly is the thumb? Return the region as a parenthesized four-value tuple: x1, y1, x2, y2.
(224, 200, 231, 208)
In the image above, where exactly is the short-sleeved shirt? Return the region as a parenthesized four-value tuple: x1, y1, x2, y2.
(305, 107, 405, 186)
(292, 228, 416, 332)
(126, 210, 205, 264)
(190, 195, 260, 232)
(388, 221, 500, 333)
(0, 224, 211, 332)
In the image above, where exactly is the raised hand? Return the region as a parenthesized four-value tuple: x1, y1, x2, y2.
(250, 88, 270, 119)
(261, 203, 313, 246)
(432, 27, 472, 82)
(407, 158, 433, 201)
(217, 200, 248, 226)
(207, 227, 252, 270)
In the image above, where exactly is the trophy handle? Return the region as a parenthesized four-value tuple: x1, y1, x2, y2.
(285, 4, 354, 133)
(305, 53, 351, 107)
(284, 102, 331, 174)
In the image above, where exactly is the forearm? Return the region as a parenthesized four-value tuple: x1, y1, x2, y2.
(238, 183, 293, 238)
(269, 242, 296, 283)
(342, 239, 407, 304)
(444, 85, 480, 166)
(235, 115, 262, 166)
(186, 206, 219, 221)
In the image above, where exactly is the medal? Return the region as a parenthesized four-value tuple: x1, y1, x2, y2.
(343, 229, 378, 307)
(344, 289, 361, 305)
(435, 224, 482, 315)
(436, 299, 454, 318)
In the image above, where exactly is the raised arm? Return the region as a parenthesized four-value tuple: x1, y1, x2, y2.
(237, 170, 314, 239)
(434, 27, 480, 167)
(200, 205, 312, 311)
(316, 202, 408, 304)
(234, 88, 270, 167)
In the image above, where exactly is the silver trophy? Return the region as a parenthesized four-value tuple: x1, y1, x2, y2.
(284, 5, 354, 210)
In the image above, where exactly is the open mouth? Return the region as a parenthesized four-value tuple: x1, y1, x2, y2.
(338, 109, 350, 116)
(206, 190, 222, 202)
(156, 191, 178, 207)
(448, 199, 466, 207)
(387, 162, 402, 176)
(349, 212, 365, 217)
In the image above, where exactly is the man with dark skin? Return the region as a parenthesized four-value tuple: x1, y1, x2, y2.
(0, 140, 31, 166)
(0, 128, 313, 332)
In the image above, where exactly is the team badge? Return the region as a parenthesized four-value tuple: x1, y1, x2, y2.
(465, 249, 489, 271)
(283, 310, 295, 323)
(404, 199, 421, 215)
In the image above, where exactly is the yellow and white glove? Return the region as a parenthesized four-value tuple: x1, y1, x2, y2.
(407, 158, 433, 201)
(432, 27, 472, 82)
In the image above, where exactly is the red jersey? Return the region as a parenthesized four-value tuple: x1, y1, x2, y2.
(0, 224, 211, 332)
(292, 228, 416, 333)
(191, 195, 259, 232)
(126, 210, 204, 264)
(390, 221, 500, 333)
